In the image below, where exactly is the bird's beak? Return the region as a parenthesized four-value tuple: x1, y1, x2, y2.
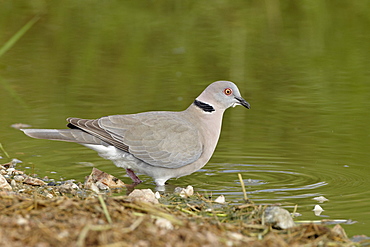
(235, 96, 250, 109)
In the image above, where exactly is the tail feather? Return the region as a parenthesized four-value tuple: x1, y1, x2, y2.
(21, 129, 109, 146)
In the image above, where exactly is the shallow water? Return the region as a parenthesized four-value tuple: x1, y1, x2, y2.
(1, 1, 370, 237)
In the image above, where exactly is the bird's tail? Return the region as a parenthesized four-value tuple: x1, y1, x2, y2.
(21, 128, 106, 145)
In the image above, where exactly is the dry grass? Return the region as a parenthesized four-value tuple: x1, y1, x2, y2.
(0, 186, 358, 247)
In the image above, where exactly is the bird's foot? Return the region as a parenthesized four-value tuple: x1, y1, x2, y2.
(126, 168, 143, 184)
(154, 178, 168, 191)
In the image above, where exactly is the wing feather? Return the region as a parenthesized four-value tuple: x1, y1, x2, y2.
(99, 112, 203, 169)
(67, 112, 203, 169)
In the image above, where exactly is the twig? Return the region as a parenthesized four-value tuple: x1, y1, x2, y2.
(76, 224, 112, 247)
(238, 173, 248, 201)
(122, 202, 183, 225)
(292, 204, 298, 217)
(76, 218, 144, 247)
(98, 195, 112, 224)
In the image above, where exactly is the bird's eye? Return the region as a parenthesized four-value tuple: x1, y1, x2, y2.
(224, 88, 233, 95)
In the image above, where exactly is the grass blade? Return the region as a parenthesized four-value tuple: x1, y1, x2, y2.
(0, 143, 10, 159)
(0, 15, 40, 58)
(98, 195, 112, 224)
(238, 173, 249, 201)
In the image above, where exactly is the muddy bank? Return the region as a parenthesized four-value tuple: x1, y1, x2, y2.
(0, 163, 367, 247)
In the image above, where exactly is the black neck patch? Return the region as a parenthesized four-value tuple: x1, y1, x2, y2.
(194, 100, 215, 113)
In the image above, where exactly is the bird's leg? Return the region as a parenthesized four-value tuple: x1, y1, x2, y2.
(126, 168, 143, 184)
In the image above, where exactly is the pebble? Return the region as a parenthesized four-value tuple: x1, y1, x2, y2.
(84, 167, 125, 192)
(214, 195, 226, 204)
(0, 174, 12, 190)
(155, 218, 174, 230)
(16, 217, 29, 226)
(45, 193, 54, 199)
(264, 206, 296, 229)
(14, 175, 26, 182)
(96, 181, 109, 190)
(128, 189, 159, 204)
(174, 185, 194, 198)
(10, 180, 17, 187)
(6, 168, 16, 175)
(23, 177, 47, 186)
(58, 181, 80, 194)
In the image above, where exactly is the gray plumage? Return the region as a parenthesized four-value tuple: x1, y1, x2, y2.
(22, 81, 250, 187)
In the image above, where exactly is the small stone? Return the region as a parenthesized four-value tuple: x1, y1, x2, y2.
(16, 216, 29, 226)
(64, 180, 80, 190)
(155, 191, 161, 199)
(45, 193, 54, 199)
(155, 218, 174, 230)
(264, 206, 296, 229)
(214, 195, 225, 204)
(2, 163, 11, 168)
(332, 224, 348, 239)
(72, 183, 79, 190)
(96, 181, 109, 190)
(6, 168, 16, 175)
(228, 232, 244, 241)
(128, 189, 159, 204)
(174, 187, 183, 194)
(10, 179, 17, 187)
(175, 185, 194, 198)
(88, 182, 100, 194)
(23, 176, 47, 186)
(14, 170, 24, 175)
(14, 175, 25, 182)
(57, 230, 69, 239)
(0, 174, 12, 191)
(84, 168, 125, 192)
(58, 181, 80, 194)
(184, 185, 193, 196)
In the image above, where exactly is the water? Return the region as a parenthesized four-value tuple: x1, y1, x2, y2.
(1, 1, 370, 237)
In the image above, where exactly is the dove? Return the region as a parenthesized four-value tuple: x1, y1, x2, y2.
(22, 81, 250, 187)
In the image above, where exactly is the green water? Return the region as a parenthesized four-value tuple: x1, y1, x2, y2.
(1, 1, 370, 237)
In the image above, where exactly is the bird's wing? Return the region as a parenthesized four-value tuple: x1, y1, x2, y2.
(99, 112, 203, 169)
(67, 117, 130, 152)
(68, 112, 203, 169)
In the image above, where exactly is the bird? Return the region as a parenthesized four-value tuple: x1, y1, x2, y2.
(22, 81, 250, 187)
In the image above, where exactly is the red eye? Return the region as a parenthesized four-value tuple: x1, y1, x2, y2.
(224, 88, 233, 95)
